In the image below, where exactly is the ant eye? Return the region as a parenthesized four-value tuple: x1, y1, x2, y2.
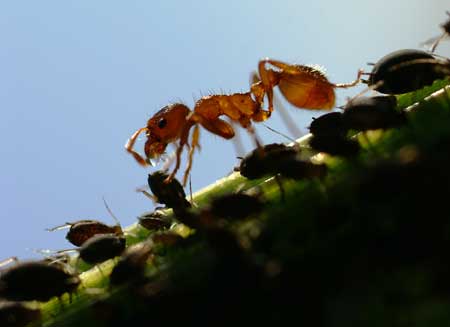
(158, 118, 167, 129)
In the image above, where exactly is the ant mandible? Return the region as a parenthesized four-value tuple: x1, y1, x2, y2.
(125, 58, 362, 185)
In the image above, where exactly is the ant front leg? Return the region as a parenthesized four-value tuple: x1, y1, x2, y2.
(164, 121, 196, 184)
(182, 124, 200, 186)
(125, 127, 150, 166)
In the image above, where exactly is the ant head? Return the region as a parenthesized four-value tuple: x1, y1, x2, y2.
(144, 103, 191, 160)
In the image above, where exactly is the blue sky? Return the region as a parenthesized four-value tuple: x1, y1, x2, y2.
(1, 1, 449, 260)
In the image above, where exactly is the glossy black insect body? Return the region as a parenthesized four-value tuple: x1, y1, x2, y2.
(0, 261, 80, 302)
(148, 171, 191, 212)
(138, 211, 172, 231)
(109, 242, 153, 287)
(366, 49, 448, 94)
(78, 234, 126, 265)
(343, 95, 406, 131)
(309, 112, 346, 137)
(207, 193, 264, 221)
(238, 143, 298, 179)
(309, 134, 360, 157)
(47, 219, 123, 247)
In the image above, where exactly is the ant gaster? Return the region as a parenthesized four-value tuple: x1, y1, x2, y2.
(126, 59, 362, 185)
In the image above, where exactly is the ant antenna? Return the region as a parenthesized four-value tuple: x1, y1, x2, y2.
(102, 197, 121, 226)
(262, 123, 296, 142)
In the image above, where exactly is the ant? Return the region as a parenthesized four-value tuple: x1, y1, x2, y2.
(125, 59, 362, 185)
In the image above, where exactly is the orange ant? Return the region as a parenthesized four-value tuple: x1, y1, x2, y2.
(125, 58, 362, 185)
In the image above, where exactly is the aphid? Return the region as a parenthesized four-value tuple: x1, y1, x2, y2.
(308, 112, 346, 137)
(47, 199, 124, 246)
(0, 261, 80, 302)
(424, 11, 450, 53)
(138, 211, 172, 231)
(151, 231, 184, 246)
(309, 134, 360, 157)
(0, 301, 41, 327)
(206, 193, 264, 221)
(342, 95, 406, 131)
(125, 59, 362, 185)
(77, 234, 126, 265)
(238, 143, 327, 180)
(109, 242, 153, 287)
(238, 143, 297, 179)
(146, 170, 191, 213)
(364, 49, 448, 94)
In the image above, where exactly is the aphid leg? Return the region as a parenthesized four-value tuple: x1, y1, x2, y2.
(125, 127, 149, 167)
(274, 174, 286, 202)
(333, 69, 364, 88)
(182, 124, 200, 186)
(138, 189, 158, 203)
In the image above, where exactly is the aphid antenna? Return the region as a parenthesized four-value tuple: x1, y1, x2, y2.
(262, 123, 296, 143)
(102, 197, 122, 227)
(46, 222, 73, 232)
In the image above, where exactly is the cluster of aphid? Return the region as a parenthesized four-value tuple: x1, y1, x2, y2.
(1, 13, 450, 327)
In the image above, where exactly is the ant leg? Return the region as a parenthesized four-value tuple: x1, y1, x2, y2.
(165, 122, 195, 183)
(251, 71, 300, 137)
(333, 69, 364, 88)
(125, 127, 149, 166)
(182, 125, 200, 186)
(245, 124, 263, 149)
(258, 59, 282, 113)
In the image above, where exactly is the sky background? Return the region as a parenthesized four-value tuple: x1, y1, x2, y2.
(1, 1, 449, 261)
